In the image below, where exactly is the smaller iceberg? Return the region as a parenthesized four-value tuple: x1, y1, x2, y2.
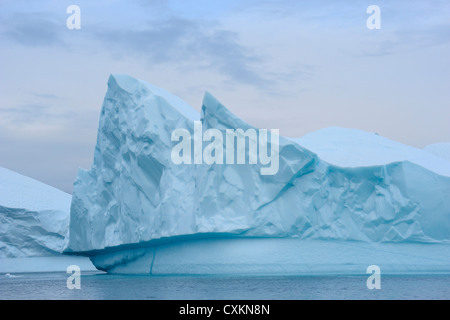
(0, 167, 95, 273)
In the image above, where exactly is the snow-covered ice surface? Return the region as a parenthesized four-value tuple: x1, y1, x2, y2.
(0, 167, 96, 272)
(67, 74, 450, 275)
(424, 143, 450, 163)
(294, 128, 450, 177)
(0, 167, 71, 258)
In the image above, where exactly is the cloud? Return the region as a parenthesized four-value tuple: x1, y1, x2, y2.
(91, 16, 275, 87)
(29, 92, 60, 100)
(0, 102, 99, 193)
(0, 124, 93, 194)
(0, 12, 65, 47)
(0, 101, 98, 138)
(0, 2, 314, 89)
(0, 104, 51, 123)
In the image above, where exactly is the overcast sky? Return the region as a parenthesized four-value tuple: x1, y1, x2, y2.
(0, 0, 449, 193)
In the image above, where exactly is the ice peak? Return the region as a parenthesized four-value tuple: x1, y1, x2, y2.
(201, 91, 253, 131)
(107, 74, 140, 93)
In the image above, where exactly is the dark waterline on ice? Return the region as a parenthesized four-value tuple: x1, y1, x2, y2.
(1, 272, 449, 300)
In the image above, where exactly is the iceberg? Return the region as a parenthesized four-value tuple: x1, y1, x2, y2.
(424, 143, 450, 163)
(66, 74, 450, 275)
(0, 167, 71, 258)
(0, 167, 95, 273)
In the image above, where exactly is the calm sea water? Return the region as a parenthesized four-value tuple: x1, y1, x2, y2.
(1, 272, 449, 300)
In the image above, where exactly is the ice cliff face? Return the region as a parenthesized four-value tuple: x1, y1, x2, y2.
(67, 74, 450, 264)
(0, 167, 71, 258)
